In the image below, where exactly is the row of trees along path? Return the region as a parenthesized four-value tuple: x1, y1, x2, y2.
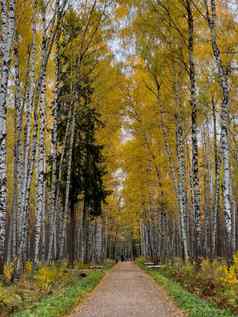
(1, 0, 238, 312)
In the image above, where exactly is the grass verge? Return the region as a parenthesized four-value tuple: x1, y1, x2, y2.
(136, 258, 236, 317)
(11, 270, 105, 317)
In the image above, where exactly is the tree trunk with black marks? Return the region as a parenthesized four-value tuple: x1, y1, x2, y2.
(203, 0, 233, 256)
(7, 40, 23, 262)
(47, 42, 60, 263)
(0, 0, 15, 264)
(176, 115, 189, 261)
(186, 0, 201, 259)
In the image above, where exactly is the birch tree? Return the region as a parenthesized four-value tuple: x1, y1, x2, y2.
(175, 92, 189, 261)
(185, 0, 202, 258)
(203, 0, 234, 255)
(8, 38, 23, 262)
(0, 0, 16, 264)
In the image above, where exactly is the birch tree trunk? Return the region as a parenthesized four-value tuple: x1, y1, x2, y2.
(186, 139, 195, 257)
(186, 0, 201, 258)
(204, 0, 233, 255)
(47, 0, 68, 262)
(47, 42, 60, 263)
(17, 3, 37, 271)
(17, 1, 54, 272)
(34, 5, 49, 264)
(211, 98, 220, 257)
(7, 40, 23, 262)
(0, 0, 15, 263)
(34, 72, 46, 265)
(176, 115, 189, 261)
(202, 118, 212, 257)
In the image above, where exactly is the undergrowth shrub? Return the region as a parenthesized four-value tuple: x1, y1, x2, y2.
(3, 262, 14, 284)
(34, 265, 58, 291)
(34, 263, 70, 292)
(0, 283, 22, 314)
(24, 261, 33, 274)
(157, 252, 238, 314)
(0, 261, 94, 315)
(196, 259, 224, 296)
(74, 261, 89, 270)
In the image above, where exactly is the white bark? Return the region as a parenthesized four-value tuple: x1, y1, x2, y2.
(0, 0, 15, 261)
(203, 0, 233, 253)
(47, 43, 60, 262)
(34, 5, 48, 264)
(202, 119, 212, 256)
(7, 40, 23, 262)
(186, 0, 201, 258)
(17, 2, 37, 270)
(211, 99, 220, 257)
(34, 72, 46, 264)
(176, 116, 189, 261)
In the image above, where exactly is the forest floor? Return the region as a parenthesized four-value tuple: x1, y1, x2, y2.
(0, 262, 111, 317)
(69, 261, 184, 317)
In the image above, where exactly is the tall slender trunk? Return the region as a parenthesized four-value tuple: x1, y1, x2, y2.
(16, 110, 38, 275)
(202, 118, 212, 256)
(211, 98, 220, 257)
(95, 217, 103, 263)
(176, 115, 189, 261)
(55, 107, 72, 258)
(186, 139, 194, 257)
(17, 3, 37, 270)
(186, 0, 201, 258)
(174, 74, 189, 261)
(17, 2, 50, 273)
(59, 105, 75, 258)
(34, 6, 48, 265)
(204, 0, 233, 256)
(69, 201, 76, 266)
(0, 0, 15, 264)
(47, 42, 60, 263)
(34, 72, 46, 265)
(7, 39, 23, 262)
(20, 4, 36, 221)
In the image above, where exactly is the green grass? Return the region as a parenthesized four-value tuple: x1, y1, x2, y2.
(136, 259, 237, 317)
(11, 270, 104, 317)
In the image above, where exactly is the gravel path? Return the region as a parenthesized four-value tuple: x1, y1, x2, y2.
(70, 261, 184, 317)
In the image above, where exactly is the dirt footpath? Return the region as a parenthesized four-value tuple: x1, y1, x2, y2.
(70, 261, 184, 317)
